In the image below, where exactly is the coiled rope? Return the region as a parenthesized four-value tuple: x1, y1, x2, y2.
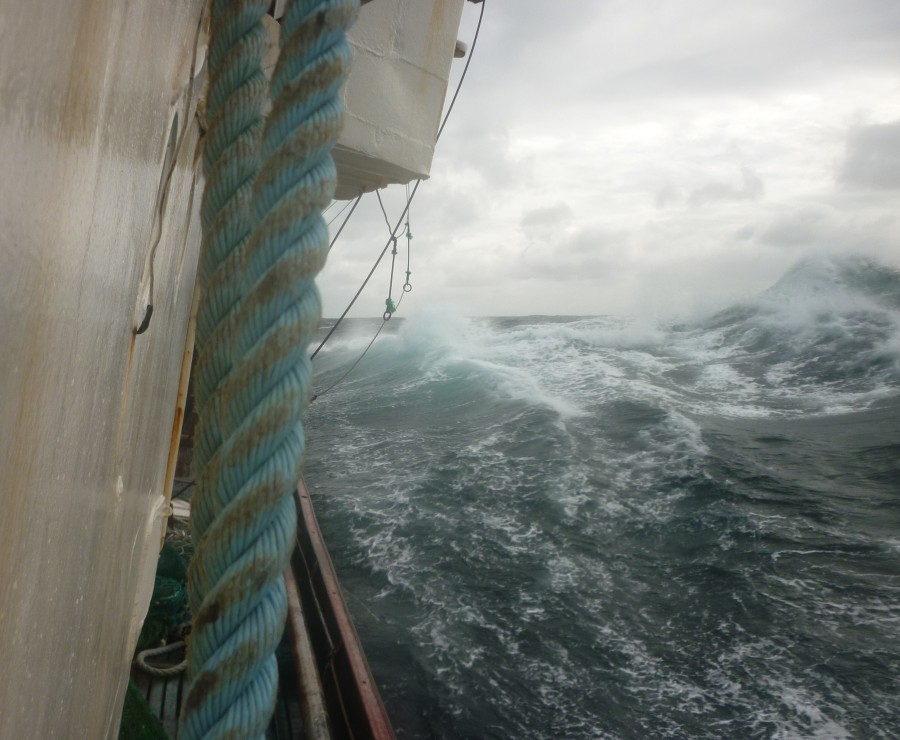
(181, 1, 357, 737)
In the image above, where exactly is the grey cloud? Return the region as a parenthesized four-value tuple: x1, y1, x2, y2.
(528, 0, 900, 106)
(689, 166, 763, 207)
(520, 202, 573, 230)
(655, 184, 681, 208)
(321, 1, 900, 318)
(755, 203, 900, 261)
(433, 124, 528, 190)
(417, 184, 482, 232)
(735, 225, 755, 241)
(759, 207, 830, 247)
(515, 227, 622, 281)
(839, 121, 900, 189)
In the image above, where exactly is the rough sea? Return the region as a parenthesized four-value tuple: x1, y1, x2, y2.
(304, 255, 900, 739)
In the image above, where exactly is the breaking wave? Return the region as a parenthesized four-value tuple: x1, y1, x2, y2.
(306, 254, 900, 739)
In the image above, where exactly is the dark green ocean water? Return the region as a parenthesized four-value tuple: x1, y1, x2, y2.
(305, 255, 900, 739)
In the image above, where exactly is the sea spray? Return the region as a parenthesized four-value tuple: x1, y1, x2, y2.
(306, 255, 900, 739)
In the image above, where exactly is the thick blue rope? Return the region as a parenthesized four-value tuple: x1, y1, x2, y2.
(181, 1, 357, 737)
(192, 0, 269, 547)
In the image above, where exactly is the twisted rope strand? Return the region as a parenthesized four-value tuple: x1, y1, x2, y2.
(182, 1, 357, 736)
(192, 0, 271, 548)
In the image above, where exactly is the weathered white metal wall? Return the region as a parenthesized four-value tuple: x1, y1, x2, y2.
(0, 0, 205, 736)
(332, 0, 465, 198)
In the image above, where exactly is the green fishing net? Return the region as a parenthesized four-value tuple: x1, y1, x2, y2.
(118, 679, 167, 740)
(119, 530, 192, 739)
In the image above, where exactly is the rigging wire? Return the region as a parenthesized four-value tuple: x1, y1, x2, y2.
(311, 191, 413, 401)
(310, 0, 486, 365)
(375, 188, 395, 234)
(328, 192, 363, 252)
(311, 319, 385, 402)
(310, 193, 415, 360)
(435, 0, 485, 146)
(311, 288, 406, 403)
(403, 181, 413, 292)
(376, 189, 400, 319)
(327, 196, 355, 226)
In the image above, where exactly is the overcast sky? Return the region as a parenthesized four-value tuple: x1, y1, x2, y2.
(318, 0, 900, 319)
